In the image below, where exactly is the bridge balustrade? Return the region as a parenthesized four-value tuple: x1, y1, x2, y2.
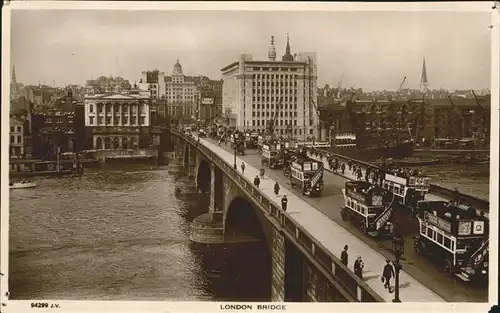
(172, 129, 384, 303)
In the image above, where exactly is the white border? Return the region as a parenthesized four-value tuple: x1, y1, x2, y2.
(1, 2, 498, 313)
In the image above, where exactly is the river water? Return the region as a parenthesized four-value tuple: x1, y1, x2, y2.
(9, 163, 271, 301)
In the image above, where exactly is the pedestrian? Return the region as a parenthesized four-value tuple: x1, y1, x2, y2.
(281, 195, 288, 212)
(341, 245, 348, 266)
(260, 167, 265, 179)
(254, 175, 260, 188)
(274, 182, 280, 196)
(241, 162, 246, 174)
(341, 163, 346, 174)
(382, 259, 395, 292)
(453, 188, 460, 205)
(354, 256, 364, 279)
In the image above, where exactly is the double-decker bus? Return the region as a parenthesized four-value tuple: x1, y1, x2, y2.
(261, 142, 283, 169)
(413, 201, 488, 284)
(340, 181, 394, 237)
(245, 132, 259, 149)
(230, 131, 245, 155)
(382, 171, 430, 215)
(289, 157, 324, 196)
(332, 133, 357, 148)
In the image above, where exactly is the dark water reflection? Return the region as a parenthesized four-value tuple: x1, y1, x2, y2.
(9, 164, 270, 301)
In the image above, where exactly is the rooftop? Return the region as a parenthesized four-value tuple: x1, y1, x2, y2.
(417, 200, 487, 223)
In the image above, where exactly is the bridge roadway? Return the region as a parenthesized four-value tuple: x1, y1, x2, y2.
(205, 137, 488, 302)
(197, 136, 443, 302)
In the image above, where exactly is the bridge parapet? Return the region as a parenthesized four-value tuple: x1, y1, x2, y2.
(307, 148, 489, 213)
(171, 128, 384, 303)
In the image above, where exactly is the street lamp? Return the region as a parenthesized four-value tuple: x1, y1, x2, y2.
(233, 132, 238, 170)
(392, 236, 405, 302)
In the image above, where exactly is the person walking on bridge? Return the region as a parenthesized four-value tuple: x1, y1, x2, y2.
(382, 259, 395, 292)
(241, 162, 246, 174)
(281, 195, 288, 212)
(274, 182, 280, 196)
(341, 245, 348, 266)
(260, 167, 265, 179)
(254, 175, 260, 188)
(354, 256, 364, 279)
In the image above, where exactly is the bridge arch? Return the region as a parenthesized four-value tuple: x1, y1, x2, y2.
(196, 159, 211, 194)
(225, 196, 268, 242)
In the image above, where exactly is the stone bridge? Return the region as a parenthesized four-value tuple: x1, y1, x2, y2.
(170, 129, 384, 303)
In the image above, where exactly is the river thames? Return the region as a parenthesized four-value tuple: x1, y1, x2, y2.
(9, 161, 489, 300)
(9, 163, 270, 301)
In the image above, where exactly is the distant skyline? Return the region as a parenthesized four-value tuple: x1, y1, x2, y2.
(11, 9, 492, 91)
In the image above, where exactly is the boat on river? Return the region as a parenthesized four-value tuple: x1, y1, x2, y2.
(9, 181, 37, 189)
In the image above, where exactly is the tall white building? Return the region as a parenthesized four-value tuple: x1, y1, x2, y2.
(221, 35, 319, 140)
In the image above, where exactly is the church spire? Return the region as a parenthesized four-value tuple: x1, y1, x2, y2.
(12, 64, 17, 83)
(420, 57, 429, 92)
(282, 33, 294, 62)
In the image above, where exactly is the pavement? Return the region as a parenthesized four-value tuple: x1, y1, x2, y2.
(198, 136, 445, 303)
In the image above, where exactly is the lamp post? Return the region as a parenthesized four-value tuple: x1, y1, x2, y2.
(233, 132, 238, 170)
(392, 236, 405, 302)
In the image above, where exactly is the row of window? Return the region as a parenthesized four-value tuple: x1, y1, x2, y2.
(10, 126, 22, 133)
(421, 224, 455, 252)
(251, 68, 298, 73)
(88, 116, 146, 126)
(253, 104, 298, 110)
(252, 89, 298, 95)
(252, 96, 298, 103)
(253, 81, 298, 86)
(383, 181, 405, 197)
(89, 104, 146, 114)
(247, 128, 313, 136)
(10, 135, 22, 144)
(253, 111, 298, 118)
(347, 198, 368, 216)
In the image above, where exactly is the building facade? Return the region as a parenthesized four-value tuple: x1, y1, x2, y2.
(31, 111, 77, 159)
(138, 69, 165, 101)
(83, 90, 152, 150)
(10, 118, 24, 157)
(139, 62, 224, 125)
(221, 35, 319, 139)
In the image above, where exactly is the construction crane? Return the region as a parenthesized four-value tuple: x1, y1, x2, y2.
(398, 76, 407, 94)
(471, 90, 489, 141)
(447, 95, 461, 139)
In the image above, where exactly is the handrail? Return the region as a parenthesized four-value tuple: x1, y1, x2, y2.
(171, 128, 384, 303)
(308, 147, 490, 212)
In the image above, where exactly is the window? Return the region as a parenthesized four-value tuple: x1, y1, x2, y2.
(443, 237, 451, 250)
(17, 135, 21, 143)
(10, 126, 14, 133)
(436, 233, 443, 244)
(98, 117, 103, 125)
(427, 228, 434, 239)
(90, 105, 94, 113)
(421, 224, 427, 235)
(17, 126, 21, 132)
(10, 135, 14, 143)
(106, 117, 111, 125)
(89, 117, 95, 125)
(139, 117, 145, 125)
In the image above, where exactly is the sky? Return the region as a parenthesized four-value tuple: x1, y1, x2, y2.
(10, 9, 492, 91)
